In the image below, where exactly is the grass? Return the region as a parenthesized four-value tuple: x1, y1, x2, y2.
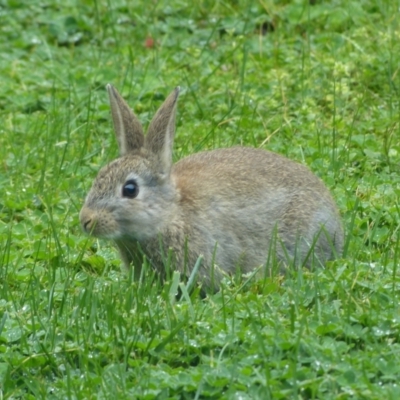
(1, 0, 400, 398)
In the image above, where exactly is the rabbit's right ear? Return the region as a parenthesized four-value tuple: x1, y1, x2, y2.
(145, 87, 180, 177)
(106, 84, 144, 156)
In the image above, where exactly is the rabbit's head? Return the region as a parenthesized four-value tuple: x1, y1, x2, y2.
(79, 85, 180, 242)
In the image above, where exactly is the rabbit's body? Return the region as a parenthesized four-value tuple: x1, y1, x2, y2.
(80, 86, 343, 289)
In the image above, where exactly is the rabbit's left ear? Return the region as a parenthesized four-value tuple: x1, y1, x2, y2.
(107, 84, 145, 156)
(145, 87, 180, 176)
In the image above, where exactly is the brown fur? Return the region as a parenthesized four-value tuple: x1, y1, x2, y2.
(79, 85, 344, 289)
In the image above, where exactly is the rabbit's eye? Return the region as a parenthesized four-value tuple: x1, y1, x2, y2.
(122, 180, 139, 198)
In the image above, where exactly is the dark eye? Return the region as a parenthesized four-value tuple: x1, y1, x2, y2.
(122, 179, 139, 198)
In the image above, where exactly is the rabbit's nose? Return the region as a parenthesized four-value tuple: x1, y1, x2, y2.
(83, 218, 92, 231)
(79, 208, 95, 233)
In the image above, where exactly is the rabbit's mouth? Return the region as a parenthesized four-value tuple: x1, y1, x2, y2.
(80, 207, 121, 239)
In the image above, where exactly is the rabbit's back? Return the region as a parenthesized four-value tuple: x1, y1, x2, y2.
(170, 146, 342, 276)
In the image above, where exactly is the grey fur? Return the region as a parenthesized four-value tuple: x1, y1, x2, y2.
(80, 85, 344, 289)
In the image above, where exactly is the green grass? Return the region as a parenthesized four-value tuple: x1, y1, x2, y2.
(1, 0, 400, 398)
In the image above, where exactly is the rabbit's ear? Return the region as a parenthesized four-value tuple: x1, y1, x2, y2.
(145, 87, 180, 176)
(106, 84, 145, 156)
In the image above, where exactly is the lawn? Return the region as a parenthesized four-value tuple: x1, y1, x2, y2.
(1, 0, 400, 398)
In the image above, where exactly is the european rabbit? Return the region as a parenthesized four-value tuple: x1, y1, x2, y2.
(79, 85, 343, 288)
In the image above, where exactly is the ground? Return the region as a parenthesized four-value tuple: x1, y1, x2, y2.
(1, 0, 400, 398)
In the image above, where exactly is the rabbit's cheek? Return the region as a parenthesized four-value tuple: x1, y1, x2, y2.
(95, 213, 119, 238)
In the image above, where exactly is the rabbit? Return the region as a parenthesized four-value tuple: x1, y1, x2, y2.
(79, 85, 344, 289)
